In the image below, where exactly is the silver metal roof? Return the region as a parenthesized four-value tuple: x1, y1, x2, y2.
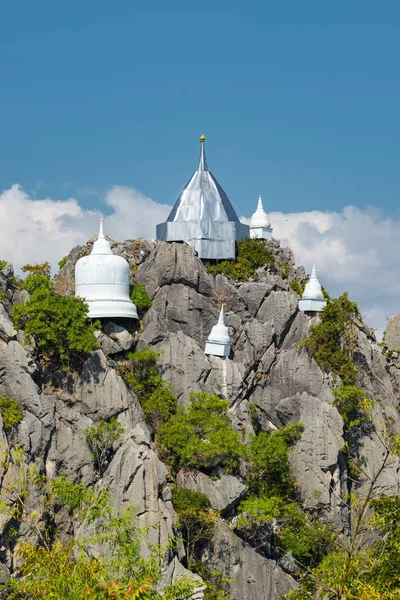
(157, 136, 249, 260)
(167, 138, 241, 223)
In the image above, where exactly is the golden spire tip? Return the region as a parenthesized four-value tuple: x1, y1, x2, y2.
(200, 134, 206, 142)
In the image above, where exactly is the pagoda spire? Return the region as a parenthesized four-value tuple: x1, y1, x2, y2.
(198, 134, 208, 171)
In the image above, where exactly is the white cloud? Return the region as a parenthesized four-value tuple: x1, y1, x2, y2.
(0, 184, 170, 273)
(0, 183, 398, 335)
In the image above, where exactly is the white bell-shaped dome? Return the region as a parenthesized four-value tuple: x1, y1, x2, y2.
(75, 220, 138, 319)
(205, 306, 231, 357)
(250, 195, 271, 228)
(302, 264, 324, 299)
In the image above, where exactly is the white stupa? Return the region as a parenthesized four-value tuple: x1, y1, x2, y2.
(249, 195, 273, 239)
(75, 220, 138, 320)
(156, 135, 249, 259)
(205, 306, 231, 357)
(298, 264, 326, 312)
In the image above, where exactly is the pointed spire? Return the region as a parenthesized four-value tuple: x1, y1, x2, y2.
(98, 217, 104, 238)
(310, 264, 317, 280)
(205, 304, 231, 357)
(198, 134, 208, 171)
(91, 218, 113, 256)
(302, 263, 324, 300)
(250, 194, 272, 230)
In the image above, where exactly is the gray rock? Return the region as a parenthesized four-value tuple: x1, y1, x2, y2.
(233, 318, 274, 373)
(257, 291, 298, 346)
(74, 350, 143, 426)
(165, 557, 205, 599)
(237, 282, 271, 317)
(0, 305, 17, 341)
(103, 321, 134, 351)
(135, 242, 214, 298)
(249, 348, 334, 431)
(176, 470, 247, 513)
(140, 284, 217, 349)
(204, 520, 296, 600)
(94, 330, 122, 356)
(280, 393, 344, 509)
(102, 437, 174, 548)
(384, 315, 400, 352)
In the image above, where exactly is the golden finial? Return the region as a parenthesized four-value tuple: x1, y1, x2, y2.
(200, 134, 206, 142)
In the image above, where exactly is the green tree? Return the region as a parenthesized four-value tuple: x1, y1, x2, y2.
(130, 283, 152, 313)
(245, 423, 304, 497)
(207, 238, 274, 281)
(300, 292, 360, 383)
(0, 393, 23, 430)
(172, 488, 218, 568)
(332, 384, 374, 430)
(12, 263, 98, 370)
(157, 392, 243, 473)
(0, 454, 195, 600)
(85, 417, 124, 475)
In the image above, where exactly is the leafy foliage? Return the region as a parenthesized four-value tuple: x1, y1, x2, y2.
(237, 495, 333, 567)
(157, 392, 243, 473)
(58, 256, 67, 268)
(172, 488, 218, 568)
(0, 260, 7, 270)
(0, 460, 195, 600)
(332, 384, 374, 429)
(130, 283, 152, 313)
(300, 292, 360, 383)
(0, 393, 23, 430)
(85, 417, 124, 475)
(207, 238, 274, 281)
(245, 423, 304, 497)
(119, 349, 177, 432)
(12, 263, 98, 369)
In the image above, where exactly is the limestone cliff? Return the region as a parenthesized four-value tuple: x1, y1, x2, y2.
(0, 238, 399, 599)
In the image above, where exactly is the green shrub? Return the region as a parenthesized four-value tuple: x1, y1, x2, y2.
(57, 256, 67, 269)
(300, 293, 360, 383)
(0, 291, 5, 302)
(0, 260, 8, 271)
(12, 263, 98, 370)
(290, 280, 306, 296)
(172, 487, 217, 568)
(332, 385, 373, 429)
(0, 393, 23, 430)
(85, 417, 123, 475)
(157, 392, 243, 472)
(245, 423, 303, 498)
(207, 238, 274, 281)
(237, 495, 333, 567)
(119, 348, 163, 399)
(130, 282, 152, 312)
(142, 383, 177, 430)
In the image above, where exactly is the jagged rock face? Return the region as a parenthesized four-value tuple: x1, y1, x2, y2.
(204, 520, 296, 600)
(385, 315, 400, 352)
(1, 240, 400, 599)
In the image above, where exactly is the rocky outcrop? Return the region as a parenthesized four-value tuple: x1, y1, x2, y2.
(204, 520, 296, 600)
(0, 239, 400, 599)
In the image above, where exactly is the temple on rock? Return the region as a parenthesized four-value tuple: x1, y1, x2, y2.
(249, 195, 273, 239)
(75, 220, 138, 319)
(156, 135, 249, 259)
(298, 264, 326, 312)
(205, 306, 231, 357)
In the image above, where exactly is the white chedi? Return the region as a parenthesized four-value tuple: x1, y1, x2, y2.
(75, 219, 138, 320)
(250, 195, 273, 239)
(298, 264, 326, 312)
(205, 306, 231, 357)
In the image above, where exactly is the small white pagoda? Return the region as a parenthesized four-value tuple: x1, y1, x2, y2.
(249, 195, 273, 239)
(298, 264, 326, 312)
(75, 220, 138, 319)
(205, 306, 231, 357)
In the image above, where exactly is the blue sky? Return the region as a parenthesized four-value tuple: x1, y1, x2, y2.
(1, 0, 399, 219)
